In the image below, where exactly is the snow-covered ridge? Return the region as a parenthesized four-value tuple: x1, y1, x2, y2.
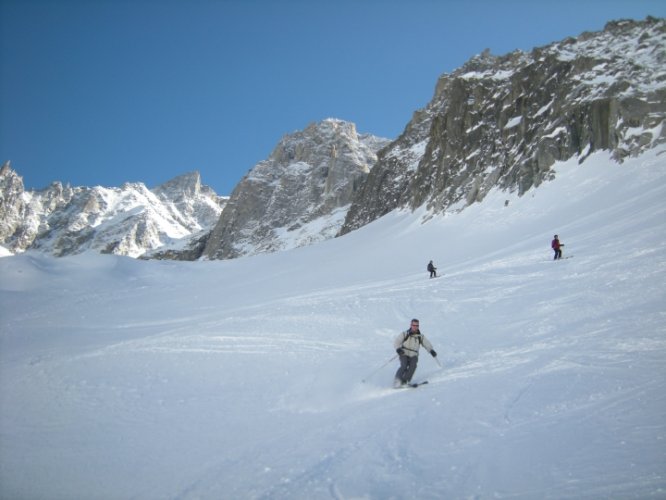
(0, 164, 227, 258)
(552, 19, 666, 95)
(458, 18, 666, 93)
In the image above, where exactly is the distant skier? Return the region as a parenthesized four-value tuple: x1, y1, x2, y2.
(551, 234, 564, 260)
(427, 260, 437, 278)
(394, 319, 437, 388)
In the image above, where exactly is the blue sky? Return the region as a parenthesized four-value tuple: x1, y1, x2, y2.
(1, 0, 664, 195)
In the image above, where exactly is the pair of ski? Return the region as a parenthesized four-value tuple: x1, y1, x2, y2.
(396, 380, 428, 389)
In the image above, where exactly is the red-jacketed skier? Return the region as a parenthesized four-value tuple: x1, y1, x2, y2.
(394, 319, 437, 387)
(551, 234, 564, 260)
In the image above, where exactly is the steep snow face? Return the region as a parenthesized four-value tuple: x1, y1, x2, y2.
(0, 167, 227, 258)
(1, 146, 665, 499)
(203, 118, 390, 259)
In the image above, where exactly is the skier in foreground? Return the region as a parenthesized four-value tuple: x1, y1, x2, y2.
(394, 319, 438, 388)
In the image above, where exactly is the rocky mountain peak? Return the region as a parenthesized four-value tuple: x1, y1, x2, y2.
(1, 160, 13, 176)
(269, 118, 369, 170)
(153, 171, 203, 198)
(340, 17, 666, 234)
(202, 118, 390, 260)
(0, 162, 28, 248)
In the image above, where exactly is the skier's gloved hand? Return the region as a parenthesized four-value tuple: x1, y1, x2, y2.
(430, 350, 437, 357)
(396, 348, 405, 355)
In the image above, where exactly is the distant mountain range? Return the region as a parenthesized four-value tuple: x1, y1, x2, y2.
(1, 17, 664, 260)
(0, 164, 226, 258)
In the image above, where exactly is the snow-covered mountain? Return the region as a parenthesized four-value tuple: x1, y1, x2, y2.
(203, 118, 390, 260)
(1, 145, 664, 498)
(3, 18, 664, 262)
(341, 17, 666, 233)
(0, 163, 227, 258)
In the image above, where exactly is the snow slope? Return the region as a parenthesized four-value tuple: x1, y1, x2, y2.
(1, 148, 665, 499)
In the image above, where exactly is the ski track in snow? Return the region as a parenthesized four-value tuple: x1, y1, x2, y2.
(1, 149, 666, 499)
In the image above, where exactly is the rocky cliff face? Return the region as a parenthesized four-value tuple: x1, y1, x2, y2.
(341, 17, 666, 234)
(0, 162, 34, 250)
(203, 119, 389, 260)
(0, 164, 227, 258)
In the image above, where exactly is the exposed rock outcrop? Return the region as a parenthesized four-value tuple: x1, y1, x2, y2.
(341, 17, 666, 234)
(203, 119, 389, 260)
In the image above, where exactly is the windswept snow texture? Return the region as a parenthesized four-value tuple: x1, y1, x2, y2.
(1, 149, 665, 499)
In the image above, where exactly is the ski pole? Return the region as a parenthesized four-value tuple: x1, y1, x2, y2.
(362, 354, 398, 383)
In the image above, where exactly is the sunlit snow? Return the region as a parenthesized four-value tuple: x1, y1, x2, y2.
(1, 148, 665, 499)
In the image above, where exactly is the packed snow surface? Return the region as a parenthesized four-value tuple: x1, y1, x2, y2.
(1, 149, 665, 499)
